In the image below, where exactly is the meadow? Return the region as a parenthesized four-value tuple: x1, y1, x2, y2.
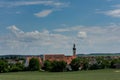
(0, 69, 120, 80)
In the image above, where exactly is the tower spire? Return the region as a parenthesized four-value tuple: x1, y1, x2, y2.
(73, 43, 76, 56)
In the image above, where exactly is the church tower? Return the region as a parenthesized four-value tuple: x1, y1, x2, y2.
(73, 44, 76, 56)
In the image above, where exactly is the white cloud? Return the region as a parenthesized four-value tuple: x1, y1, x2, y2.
(1, 24, 120, 55)
(0, 0, 69, 18)
(7, 25, 69, 47)
(0, 25, 73, 55)
(54, 24, 120, 45)
(34, 9, 53, 18)
(54, 28, 70, 32)
(7, 25, 24, 36)
(96, 2, 120, 18)
(77, 32, 87, 39)
(8, 25, 20, 31)
(103, 9, 120, 18)
(54, 26, 84, 32)
(0, 0, 68, 8)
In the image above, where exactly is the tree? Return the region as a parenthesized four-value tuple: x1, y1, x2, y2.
(8, 62, 25, 72)
(29, 58, 40, 71)
(16, 62, 24, 70)
(102, 59, 111, 69)
(80, 58, 89, 70)
(43, 60, 52, 71)
(88, 63, 99, 70)
(110, 58, 120, 68)
(51, 61, 67, 72)
(70, 58, 81, 71)
(0, 60, 8, 73)
(96, 57, 105, 69)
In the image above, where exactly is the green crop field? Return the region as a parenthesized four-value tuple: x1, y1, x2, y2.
(0, 69, 120, 80)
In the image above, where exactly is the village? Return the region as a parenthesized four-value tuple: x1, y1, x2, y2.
(0, 44, 120, 73)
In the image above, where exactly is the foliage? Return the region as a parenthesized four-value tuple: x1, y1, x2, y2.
(51, 60, 67, 72)
(0, 60, 8, 73)
(43, 60, 52, 71)
(70, 58, 81, 71)
(79, 58, 89, 70)
(0, 56, 120, 73)
(9, 62, 25, 72)
(29, 58, 40, 71)
(73, 57, 120, 71)
(43, 60, 67, 72)
(110, 58, 120, 68)
(88, 63, 99, 70)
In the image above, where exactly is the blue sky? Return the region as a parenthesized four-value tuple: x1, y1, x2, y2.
(0, 0, 120, 55)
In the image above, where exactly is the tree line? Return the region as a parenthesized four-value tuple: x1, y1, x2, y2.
(0, 56, 120, 73)
(42, 56, 120, 72)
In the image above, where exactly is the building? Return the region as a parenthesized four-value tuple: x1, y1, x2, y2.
(43, 44, 76, 64)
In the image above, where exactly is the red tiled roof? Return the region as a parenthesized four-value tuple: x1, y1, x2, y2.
(43, 54, 76, 64)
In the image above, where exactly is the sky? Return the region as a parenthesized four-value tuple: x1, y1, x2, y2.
(0, 0, 120, 55)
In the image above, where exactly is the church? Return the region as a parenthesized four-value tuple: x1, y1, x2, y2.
(43, 44, 76, 64)
(25, 44, 77, 66)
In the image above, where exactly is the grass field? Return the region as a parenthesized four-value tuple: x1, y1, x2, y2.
(0, 69, 120, 80)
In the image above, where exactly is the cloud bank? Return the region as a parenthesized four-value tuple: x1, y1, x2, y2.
(0, 24, 120, 55)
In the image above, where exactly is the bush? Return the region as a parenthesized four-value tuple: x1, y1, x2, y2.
(70, 58, 81, 71)
(43, 60, 67, 72)
(43, 60, 52, 71)
(29, 58, 40, 71)
(0, 60, 8, 73)
(51, 61, 67, 72)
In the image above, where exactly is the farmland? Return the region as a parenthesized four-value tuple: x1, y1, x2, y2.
(0, 69, 120, 80)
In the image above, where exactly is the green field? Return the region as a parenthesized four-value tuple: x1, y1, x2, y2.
(0, 69, 120, 80)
